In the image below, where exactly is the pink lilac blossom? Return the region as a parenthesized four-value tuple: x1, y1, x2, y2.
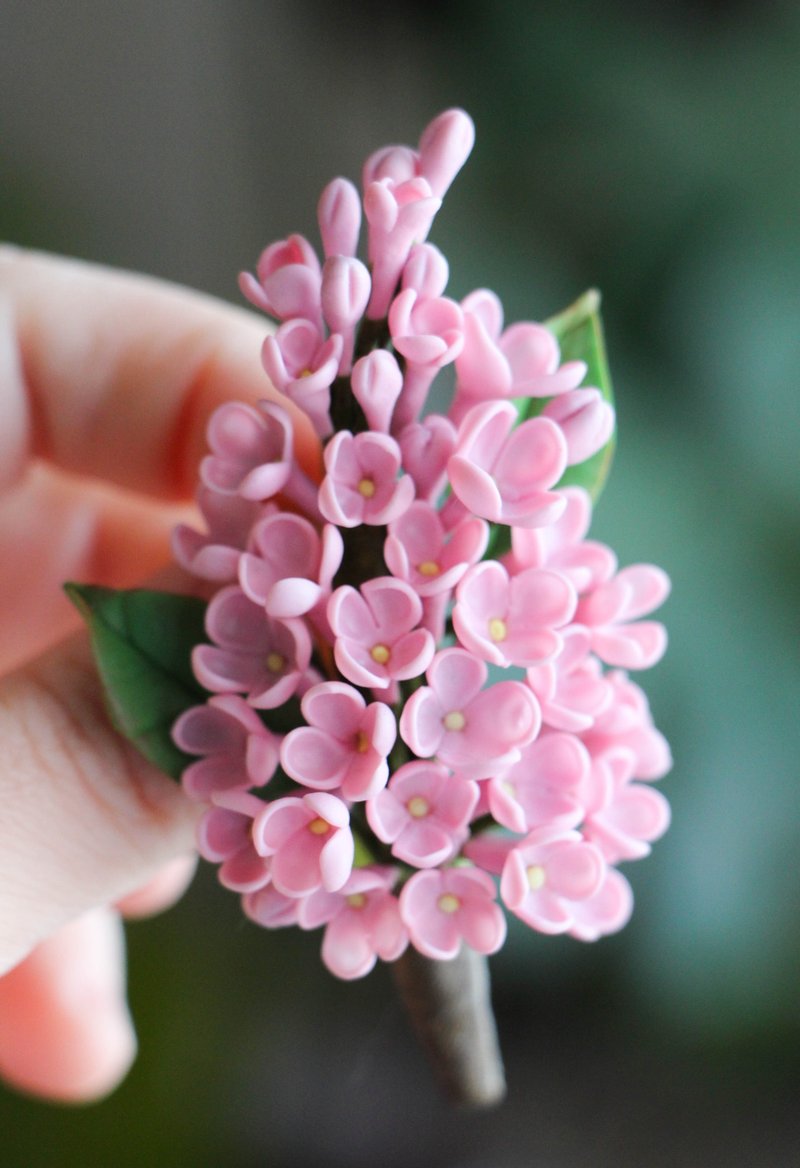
(453, 560, 576, 667)
(400, 867, 506, 959)
(499, 825, 606, 934)
(399, 648, 540, 777)
(506, 487, 616, 594)
(580, 671, 672, 780)
(171, 107, 671, 981)
(367, 761, 479, 868)
(253, 791, 354, 897)
(261, 319, 342, 438)
(281, 681, 395, 801)
(319, 429, 415, 527)
(526, 627, 613, 733)
(239, 233, 323, 326)
(396, 414, 457, 503)
(568, 867, 634, 941)
(173, 694, 280, 802)
(579, 747, 671, 863)
(448, 400, 568, 528)
(172, 485, 261, 581)
(402, 243, 450, 300)
(297, 868, 408, 980)
(363, 176, 441, 321)
(389, 288, 464, 431)
(242, 883, 300, 929)
(196, 791, 271, 894)
(385, 501, 488, 598)
(199, 400, 293, 501)
(193, 585, 312, 709)
(238, 512, 343, 619)
(487, 731, 590, 835)
(576, 564, 671, 669)
(451, 291, 586, 423)
(328, 576, 434, 690)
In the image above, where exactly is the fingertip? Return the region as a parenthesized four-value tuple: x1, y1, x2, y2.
(0, 908, 137, 1104)
(115, 853, 197, 919)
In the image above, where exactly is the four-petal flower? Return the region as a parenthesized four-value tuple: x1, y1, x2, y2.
(328, 577, 435, 690)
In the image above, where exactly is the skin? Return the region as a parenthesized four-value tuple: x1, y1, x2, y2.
(0, 247, 317, 1102)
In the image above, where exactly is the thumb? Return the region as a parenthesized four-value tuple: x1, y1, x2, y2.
(0, 633, 197, 976)
(0, 906, 135, 1102)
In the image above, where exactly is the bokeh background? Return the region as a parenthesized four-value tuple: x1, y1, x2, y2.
(2, 1, 798, 1164)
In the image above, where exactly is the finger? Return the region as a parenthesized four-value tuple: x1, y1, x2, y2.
(0, 462, 191, 675)
(0, 635, 198, 976)
(0, 906, 136, 1103)
(115, 855, 197, 919)
(0, 247, 320, 498)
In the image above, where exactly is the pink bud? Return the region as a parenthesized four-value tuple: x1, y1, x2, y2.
(402, 243, 449, 299)
(418, 108, 476, 198)
(363, 144, 418, 188)
(351, 350, 404, 433)
(318, 177, 362, 258)
(321, 256, 371, 333)
(239, 234, 322, 325)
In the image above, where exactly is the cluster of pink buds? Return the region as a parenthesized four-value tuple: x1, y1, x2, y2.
(172, 110, 671, 981)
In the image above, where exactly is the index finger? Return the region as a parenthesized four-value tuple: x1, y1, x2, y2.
(0, 247, 320, 497)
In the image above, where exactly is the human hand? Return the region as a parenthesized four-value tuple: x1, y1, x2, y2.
(0, 249, 314, 1102)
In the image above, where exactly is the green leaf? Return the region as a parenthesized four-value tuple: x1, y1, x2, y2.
(65, 584, 208, 780)
(543, 287, 616, 502)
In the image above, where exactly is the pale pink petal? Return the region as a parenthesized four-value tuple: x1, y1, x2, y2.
(570, 868, 634, 941)
(281, 728, 351, 789)
(542, 389, 615, 465)
(320, 829, 355, 892)
(254, 799, 311, 855)
(591, 622, 668, 669)
(543, 841, 604, 900)
(322, 914, 377, 979)
(399, 696, 441, 757)
(243, 885, 300, 929)
(458, 899, 507, 956)
(219, 849, 272, 893)
(427, 647, 487, 709)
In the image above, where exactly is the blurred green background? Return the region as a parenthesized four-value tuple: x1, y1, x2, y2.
(2, 1, 798, 1164)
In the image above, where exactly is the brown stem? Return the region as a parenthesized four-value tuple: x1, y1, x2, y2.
(391, 946, 506, 1109)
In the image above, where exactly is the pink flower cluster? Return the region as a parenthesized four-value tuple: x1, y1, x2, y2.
(172, 110, 671, 980)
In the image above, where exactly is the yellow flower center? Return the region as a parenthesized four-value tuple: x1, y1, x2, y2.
(308, 817, 330, 836)
(527, 864, 546, 891)
(355, 730, 370, 753)
(488, 617, 508, 642)
(437, 893, 461, 914)
(418, 560, 440, 577)
(443, 710, 466, 732)
(407, 796, 430, 819)
(347, 893, 367, 910)
(370, 643, 391, 665)
(266, 652, 285, 673)
(358, 477, 376, 498)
